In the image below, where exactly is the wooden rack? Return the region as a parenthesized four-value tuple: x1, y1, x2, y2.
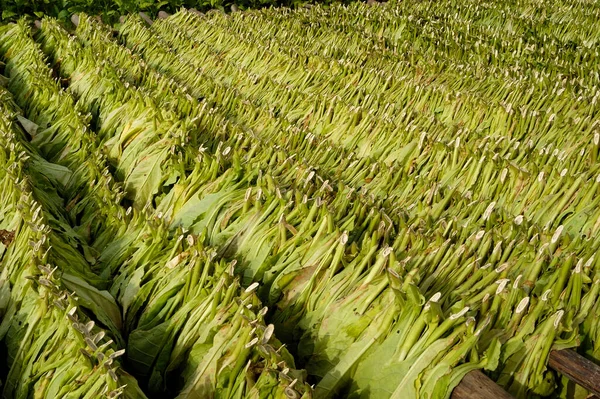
(453, 349, 600, 398)
(451, 370, 514, 399)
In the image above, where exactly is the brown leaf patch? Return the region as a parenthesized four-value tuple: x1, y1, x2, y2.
(0, 230, 15, 247)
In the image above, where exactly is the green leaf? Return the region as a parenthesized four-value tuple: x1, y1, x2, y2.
(127, 321, 170, 378)
(2, 10, 17, 20)
(389, 336, 456, 399)
(61, 272, 123, 336)
(29, 157, 73, 187)
(125, 146, 170, 208)
(121, 266, 145, 319)
(171, 188, 236, 230)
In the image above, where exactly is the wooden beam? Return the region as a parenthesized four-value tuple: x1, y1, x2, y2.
(549, 349, 600, 397)
(451, 370, 515, 399)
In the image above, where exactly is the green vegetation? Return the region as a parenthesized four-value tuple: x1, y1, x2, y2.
(0, 0, 330, 23)
(0, 0, 599, 398)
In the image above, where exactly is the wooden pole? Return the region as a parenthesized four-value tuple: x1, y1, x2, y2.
(451, 370, 515, 399)
(549, 349, 600, 397)
(451, 350, 600, 398)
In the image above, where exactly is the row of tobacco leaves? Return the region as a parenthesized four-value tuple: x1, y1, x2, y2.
(0, 0, 599, 397)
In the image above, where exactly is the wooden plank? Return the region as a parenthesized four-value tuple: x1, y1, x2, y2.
(549, 349, 600, 397)
(451, 370, 515, 399)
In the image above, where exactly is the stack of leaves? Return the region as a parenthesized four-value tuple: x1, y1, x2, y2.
(1, 17, 313, 399)
(0, 0, 599, 397)
(0, 83, 145, 398)
(27, 6, 600, 398)
(109, 224, 313, 398)
(0, 20, 129, 341)
(112, 7, 600, 399)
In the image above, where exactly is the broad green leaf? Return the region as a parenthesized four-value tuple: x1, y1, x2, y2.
(62, 272, 123, 334)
